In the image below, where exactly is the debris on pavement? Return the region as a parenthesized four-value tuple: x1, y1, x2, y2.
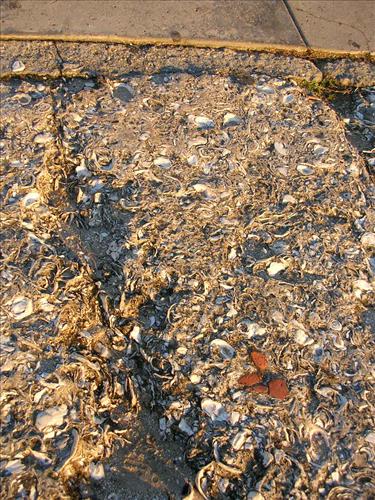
(0, 66, 374, 499)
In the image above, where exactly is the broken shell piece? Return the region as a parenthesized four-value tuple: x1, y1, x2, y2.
(232, 430, 249, 451)
(187, 155, 198, 166)
(210, 339, 235, 359)
(76, 164, 91, 178)
(130, 325, 142, 344)
(11, 296, 33, 320)
(113, 83, 134, 102)
(250, 351, 268, 371)
(17, 93, 32, 106)
(361, 232, 375, 249)
(35, 405, 68, 431)
(238, 320, 266, 338)
(223, 113, 241, 127)
(34, 132, 53, 144)
(282, 194, 297, 204)
(297, 164, 314, 175)
(353, 279, 373, 299)
(267, 261, 288, 277)
(195, 116, 214, 129)
(314, 144, 328, 157)
(247, 492, 265, 500)
(4, 460, 25, 474)
(179, 418, 194, 436)
(238, 372, 262, 386)
(282, 94, 294, 104)
(89, 462, 105, 480)
(365, 432, 375, 444)
(294, 329, 314, 346)
(12, 60, 25, 73)
(190, 374, 201, 384)
(154, 157, 171, 169)
(22, 191, 40, 208)
(201, 399, 228, 422)
(268, 379, 289, 400)
(274, 142, 288, 155)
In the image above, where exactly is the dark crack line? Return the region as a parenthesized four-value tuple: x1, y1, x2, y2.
(292, 6, 371, 52)
(282, 0, 310, 48)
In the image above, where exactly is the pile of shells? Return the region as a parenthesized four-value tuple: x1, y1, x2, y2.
(1, 70, 374, 499)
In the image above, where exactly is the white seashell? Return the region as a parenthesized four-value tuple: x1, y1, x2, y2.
(223, 113, 241, 127)
(192, 183, 209, 193)
(267, 261, 288, 277)
(262, 451, 273, 467)
(190, 374, 201, 384)
(178, 418, 194, 436)
(4, 459, 25, 474)
(313, 144, 328, 156)
(282, 194, 297, 204)
(12, 60, 25, 72)
(89, 462, 105, 480)
(239, 320, 266, 338)
(361, 232, 375, 249)
(232, 430, 248, 451)
(282, 94, 294, 104)
(11, 296, 33, 320)
(154, 157, 171, 169)
(210, 339, 235, 359)
(297, 164, 314, 175)
(187, 155, 198, 166)
(228, 248, 237, 260)
(35, 405, 68, 431)
(274, 142, 288, 155)
(195, 116, 214, 129)
(353, 279, 373, 298)
(17, 93, 32, 105)
(34, 132, 53, 144)
(76, 164, 91, 178)
(201, 399, 228, 422)
(188, 137, 207, 147)
(130, 325, 142, 344)
(22, 190, 40, 208)
(247, 492, 265, 500)
(365, 432, 375, 444)
(294, 329, 313, 346)
(256, 85, 275, 94)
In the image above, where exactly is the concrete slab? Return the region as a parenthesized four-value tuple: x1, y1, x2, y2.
(0, 0, 303, 49)
(288, 0, 375, 52)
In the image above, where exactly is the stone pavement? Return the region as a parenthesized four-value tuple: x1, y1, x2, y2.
(1, 0, 374, 54)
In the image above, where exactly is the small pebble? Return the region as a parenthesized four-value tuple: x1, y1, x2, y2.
(12, 60, 25, 73)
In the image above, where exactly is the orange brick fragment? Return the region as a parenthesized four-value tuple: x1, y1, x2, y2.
(251, 384, 268, 394)
(238, 372, 262, 386)
(250, 351, 268, 372)
(268, 379, 289, 400)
